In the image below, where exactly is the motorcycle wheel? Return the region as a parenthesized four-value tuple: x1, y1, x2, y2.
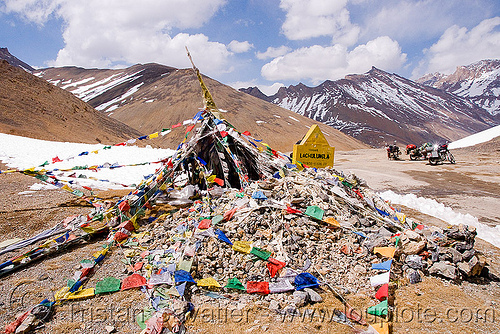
(448, 152, 456, 164)
(429, 158, 439, 165)
(410, 154, 417, 161)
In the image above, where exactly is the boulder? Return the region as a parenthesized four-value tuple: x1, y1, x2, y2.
(304, 288, 323, 303)
(403, 241, 426, 255)
(292, 290, 309, 307)
(428, 262, 457, 280)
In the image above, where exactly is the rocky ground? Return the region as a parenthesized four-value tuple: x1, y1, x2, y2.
(0, 144, 499, 334)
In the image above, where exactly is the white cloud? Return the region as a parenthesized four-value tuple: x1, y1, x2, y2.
(230, 80, 284, 96)
(228, 40, 253, 53)
(3, 0, 231, 75)
(413, 17, 500, 77)
(261, 36, 406, 84)
(279, 0, 359, 45)
(256, 46, 291, 60)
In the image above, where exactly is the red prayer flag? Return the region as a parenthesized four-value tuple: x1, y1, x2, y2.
(242, 131, 251, 136)
(198, 219, 211, 229)
(121, 273, 147, 290)
(115, 142, 126, 146)
(223, 207, 237, 221)
(214, 177, 224, 186)
(185, 124, 195, 134)
(220, 131, 228, 137)
(246, 281, 270, 295)
(52, 156, 62, 163)
(267, 258, 286, 278)
(172, 123, 182, 129)
(286, 206, 302, 214)
(375, 283, 389, 301)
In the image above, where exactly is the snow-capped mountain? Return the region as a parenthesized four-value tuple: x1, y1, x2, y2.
(34, 64, 367, 152)
(241, 67, 496, 146)
(417, 59, 500, 117)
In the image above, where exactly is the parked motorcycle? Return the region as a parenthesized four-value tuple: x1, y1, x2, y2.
(406, 144, 425, 160)
(426, 143, 456, 165)
(386, 143, 401, 160)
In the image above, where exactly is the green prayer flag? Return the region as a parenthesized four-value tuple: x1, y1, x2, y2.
(367, 299, 388, 317)
(225, 277, 246, 291)
(39, 161, 49, 167)
(67, 279, 76, 288)
(136, 307, 155, 330)
(211, 215, 224, 225)
(250, 247, 271, 261)
(103, 146, 111, 150)
(95, 277, 121, 294)
(305, 205, 324, 220)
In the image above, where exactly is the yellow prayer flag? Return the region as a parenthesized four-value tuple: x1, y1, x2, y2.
(232, 240, 252, 254)
(374, 247, 396, 258)
(67, 288, 95, 300)
(197, 277, 221, 288)
(148, 132, 159, 139)
(323, 217, 340, 228)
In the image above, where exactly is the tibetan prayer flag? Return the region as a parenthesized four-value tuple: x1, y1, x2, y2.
(148, 132, 159, 139)
(198, 219, 211, 229)
(197, 277, 221, 288)
(118, 200, 130, 212)
(371, 259, 393, 271)
(67, 288, 95, 300)
(223, 207, 237, 221)
(52, 156, 62, 163)
(375, 284, 388, 301)
(247, 281, 269, 295)
(215, 229, 232, 245)
(176, 282, 187, 297)
(211, 215, 224, 225)
(267, 258, 286, 278)
(220, 131, 228, 137)
(250, 247, 271, 260)
(269, 280, 294, 293)
(185, 124, 195, 134)
(122, 273, 147, 290)
(367, 299, 388, 317)
(174, 270, 196, 284)
(95, 277, 121, 294)
(251, 191, 267, 200)
(323, 217, 340, 228)
(242, 131, 251, 136)
(305, 206, 324, 220)
(213, 177, 224, 186)
(232, 240, 252, 254)
(370, 322, 389, 334)
(373, 247, 396, 258)
(138, 135, 148, 140)
(172, 123, 182, 128)
(370, 272, 390, 287)
(225, 277, 246, 291)
(286, 206, 302, 214)
(294, 272, 319, 290)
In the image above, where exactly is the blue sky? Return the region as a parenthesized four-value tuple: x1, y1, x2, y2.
(1, 0, 500, 95)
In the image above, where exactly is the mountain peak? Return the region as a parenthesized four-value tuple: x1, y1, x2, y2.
(0, 47, 35, 72)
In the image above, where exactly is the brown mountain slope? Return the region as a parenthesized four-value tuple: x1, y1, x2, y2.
(0, 60, 141, 144)
(36, 64, 367, 152)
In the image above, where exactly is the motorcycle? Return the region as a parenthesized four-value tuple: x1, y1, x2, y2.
(386, 143, 401, 160)
(426, 143, 456, 165)
(406, 144, 425, 160)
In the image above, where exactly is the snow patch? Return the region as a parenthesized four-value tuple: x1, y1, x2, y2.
(449, 125, 500, 149)
(379, 190, 500, 248)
